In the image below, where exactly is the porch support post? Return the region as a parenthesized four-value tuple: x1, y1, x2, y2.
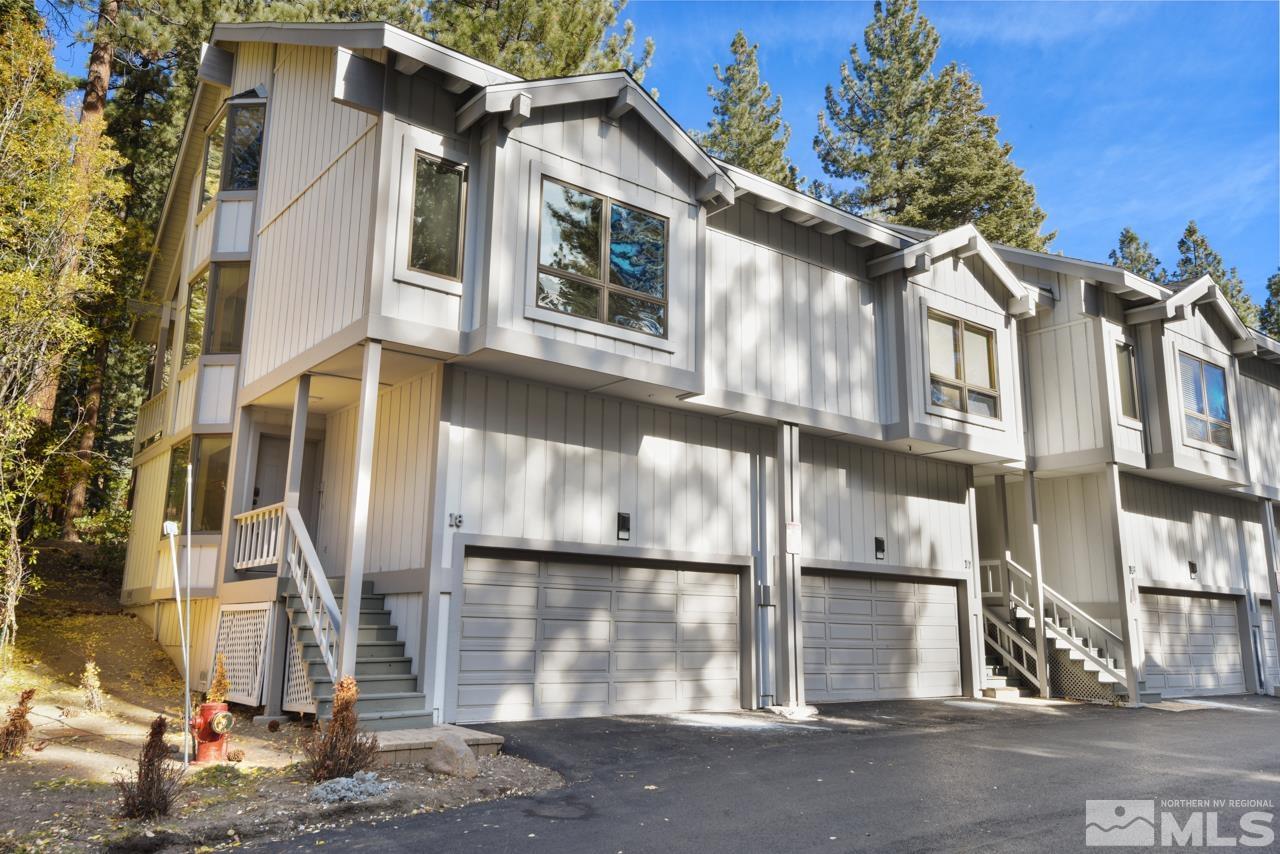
(1260, 499, 1280, 696)
(339, 341, 382, 678)
(257, 374, 310, 720)
(1102, 463, 1144, 705)
(773, 422, 805, 708)
(1020, 471, 1051, 699)
(994, 474, 1011, 608)
(959, 469, 984, 698)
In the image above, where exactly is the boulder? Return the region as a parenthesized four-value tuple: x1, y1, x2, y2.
(423, 731, 479, 779)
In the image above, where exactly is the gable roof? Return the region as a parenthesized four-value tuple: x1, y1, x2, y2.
(1125, 274, 1257, 354)
(866, 224, 1039, 317)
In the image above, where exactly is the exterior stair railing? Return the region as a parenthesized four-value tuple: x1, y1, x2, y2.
(281, 507, 341, 683)
(231, 502, 285, 570)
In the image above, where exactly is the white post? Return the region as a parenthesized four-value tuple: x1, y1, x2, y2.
(773, 422, 804, 709)
(183, 461, 193, 761)
(339, 342, 381, 678)
(1102, 463, 1144, 705)
(164, 520, 189, 766)
(1260, 499, 1280, 696)
(1021, 471, 1051, 699)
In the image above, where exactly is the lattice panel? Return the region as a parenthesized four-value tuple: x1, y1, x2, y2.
(1048, 646, 1118, 703)
(283, 629, 316, 714)
(211, 605, 271, 706)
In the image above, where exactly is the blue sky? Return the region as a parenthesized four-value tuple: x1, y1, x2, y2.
(623, 0, 1279, 299)
(48, 1, 1278, 299)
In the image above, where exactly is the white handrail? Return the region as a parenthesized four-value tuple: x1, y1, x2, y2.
(232, 502, 285, 570)
(982, 607, 1039, 687)
(1001, 557, 1126, 676)
(282, 507, 341, 683)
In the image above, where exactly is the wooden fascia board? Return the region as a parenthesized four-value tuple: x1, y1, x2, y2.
(197, 43, 233, 88)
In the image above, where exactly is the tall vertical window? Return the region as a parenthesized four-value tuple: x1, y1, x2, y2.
(206, 264, 249, 355)
(164, 437, 232, 532)
(1179, 352, 1232, 450)
(536, 177, 667, 337)
(927, 310, 999, 417)
(1116, 341, 1140, 421)
(180, 273, 208, 368)
(201, 115, 225, 208)
(409, 153, 465, 279)
(200, 102, 265, 208)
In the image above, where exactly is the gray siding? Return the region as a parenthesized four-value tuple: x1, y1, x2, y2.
(1240, 359, 1280, 493)
(1022, 318, 1106, 460)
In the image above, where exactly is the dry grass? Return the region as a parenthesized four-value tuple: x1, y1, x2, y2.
(302, 676, 379, 782)
(114, 715, 185, 820)
(0, 687, 35, 758)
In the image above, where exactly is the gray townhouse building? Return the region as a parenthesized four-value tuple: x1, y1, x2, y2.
(120, 21, 1280, 728)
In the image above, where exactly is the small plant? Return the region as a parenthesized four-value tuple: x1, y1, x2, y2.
(301, 676, 379, 782)
(115, 715, 185, 820)
(0, 688, 36, 759)
(206, 653, 231, 704)
(80, 658, 104, 712)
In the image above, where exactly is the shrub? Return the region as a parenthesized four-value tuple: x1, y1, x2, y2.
(80, 658, 104, 712)
(301, 676, 379, 782)
(0, 688, 35, 758)
(115, 715, 185, 820)
(206, 653, 231, 704)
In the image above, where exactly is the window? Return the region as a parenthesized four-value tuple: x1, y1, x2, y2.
(1116, 341, 1140, 421)
(206, 264, 249, 355)
(199, 102, 265, 208)
(536, 177, 667, 337)
(927, 310, 999, 417)
(409, 153, 465, 279)
(145, 318, 174, 395)
(180, 272, 208, 369)
(1179, 352, 1232, 450)
(163, 437, 231, 533)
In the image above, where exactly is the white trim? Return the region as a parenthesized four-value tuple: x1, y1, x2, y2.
(391, 124, 471, 296)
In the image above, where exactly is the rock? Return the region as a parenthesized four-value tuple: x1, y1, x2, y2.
(423, 732, 479, 779)
(308, 771, 395, 804)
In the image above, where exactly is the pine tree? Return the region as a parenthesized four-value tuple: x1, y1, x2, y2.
(1173, 220, 1257, 327)
(424, 0, 653, 81)
(1259, 271, 1280, 339)
(813, 0, 1051, 250)
(1109, 227, 1167, 283)
(695, 30, 799, 188)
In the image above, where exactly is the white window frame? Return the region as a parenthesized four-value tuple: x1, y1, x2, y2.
(1113, 334, 1143, 429)
(920, 298, 1004, 428)
(392, 125, 472, 296)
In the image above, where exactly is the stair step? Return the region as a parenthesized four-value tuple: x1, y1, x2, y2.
(300, 638, 406, 661)
(316, 691, 426, 715)
(355, 711, 437, 731)
(303, 578, 374, 596)
(287, 593, 385, 612)
(291, 607, 392, 627)
(307, 656, 414, 678)
(313, 674, 419, 697)
(981, 685, 1027, 700)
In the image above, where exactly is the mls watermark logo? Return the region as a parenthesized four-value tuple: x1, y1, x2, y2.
(1086, 800, 1156, 846)
(1086, 799, 1275, 847)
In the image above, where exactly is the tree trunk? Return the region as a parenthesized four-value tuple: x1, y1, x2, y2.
(61, 335, 109, 541)
(30, 0, 119, 426)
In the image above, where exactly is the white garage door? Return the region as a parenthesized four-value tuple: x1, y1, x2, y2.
(1139, 592, 1245, 697)
(456, 556, 741, 723)
(1262, 603, 1279, 691)
(801, 572, 962, 703)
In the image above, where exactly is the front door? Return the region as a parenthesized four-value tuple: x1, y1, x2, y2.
(253, 436, 289, 508)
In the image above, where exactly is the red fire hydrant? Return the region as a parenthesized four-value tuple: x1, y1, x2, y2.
(191, 701, 234, 763)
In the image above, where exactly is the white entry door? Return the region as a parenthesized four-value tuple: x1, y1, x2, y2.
(1139, 591, 1245, 697)
(456, 556, 742, 723)
(801, 571, 962, 703)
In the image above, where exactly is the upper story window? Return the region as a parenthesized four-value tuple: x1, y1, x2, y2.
(200, 101, 266, 208)
(164, 436, 232, 533)
(1179, 352, 1232, 450)
(206, 264, 249, 354)
(409, 153, 466, 280)
(927, 310, 999, 418)
(536, 178, 668, 338)
(180, 272, 208, 369)
(1115, 341, 1140, 421)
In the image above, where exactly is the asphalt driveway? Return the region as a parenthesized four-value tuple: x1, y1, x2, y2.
(257, 695, 1280, 852)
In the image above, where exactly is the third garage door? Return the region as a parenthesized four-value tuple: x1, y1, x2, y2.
(801, 571, 962, 703)
(1140, 591, 1245, 697)
(456, 556, 742, 723)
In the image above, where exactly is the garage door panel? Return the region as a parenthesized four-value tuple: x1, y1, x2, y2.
(1261, 605, 1278, 688)
(802, 570, 961, 703)
(458, 557, 741, 723)
(1140, 591, 1244, 698)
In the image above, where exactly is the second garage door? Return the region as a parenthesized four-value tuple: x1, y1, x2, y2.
(456, 556, 742, 723)
(801, 571, 962, 703)
(1139, 591, 1245, 697)
(1261, 603, 1279, 691)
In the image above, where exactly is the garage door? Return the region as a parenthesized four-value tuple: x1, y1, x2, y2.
(456, 556, 741, 723)
(1262, 603, 1279, 691)
(1139, 592, 1245, 697)
(801, 572, 962, 703)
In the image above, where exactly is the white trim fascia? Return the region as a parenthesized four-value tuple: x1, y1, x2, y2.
(1128, 274, 1255, 350)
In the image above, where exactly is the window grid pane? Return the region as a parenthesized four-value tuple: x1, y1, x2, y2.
(963, 326, 995, 390)
(539, 181, 602, 278)
(928, 315, 959, 381)
(224, 104, 265, 191)
(1116, 342, 1139, 420)
(410, 154, 464, 278)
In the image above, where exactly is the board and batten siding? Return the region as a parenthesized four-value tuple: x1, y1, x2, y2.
(799, 435, 971, 572)
(1120, 473, 1268, 595)
(705, 204, 889, 425)
(439, 369, 769, 559)
(315, 367, 441, 574)
(486, 105, 699, 370)
(231, 41, 274, 95)
(1021, 318, 1106, 459)
(243, 45, 378, 384)
(1239, 359, 1280, 493)
(123, 452, 171, 595)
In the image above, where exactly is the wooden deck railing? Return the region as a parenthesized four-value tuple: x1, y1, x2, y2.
(282, 507, 341, 683)
(133, 390, 168, 453)
(232, 502, 285, 570)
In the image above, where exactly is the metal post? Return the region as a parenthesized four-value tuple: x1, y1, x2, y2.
(1021, 472, 1051, 699)
(773, 422, 804, 709)
(339, 342, 382, 678)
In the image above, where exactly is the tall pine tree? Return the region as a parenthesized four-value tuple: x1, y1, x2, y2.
(1173, 220, 1257, 328)
(1109, 227, 1167, 283)
(813, 0, 1050, 250)
(1259, 271, 1280, 339)
(695, 30, 799, 188)
(424, 0, 653, 81)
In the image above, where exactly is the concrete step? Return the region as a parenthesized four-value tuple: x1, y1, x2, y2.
(316, 691, 426, 716)
(306, 656, 414, 679)
(312, 673, 419, 698)
(981, 685, 1028, 700)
